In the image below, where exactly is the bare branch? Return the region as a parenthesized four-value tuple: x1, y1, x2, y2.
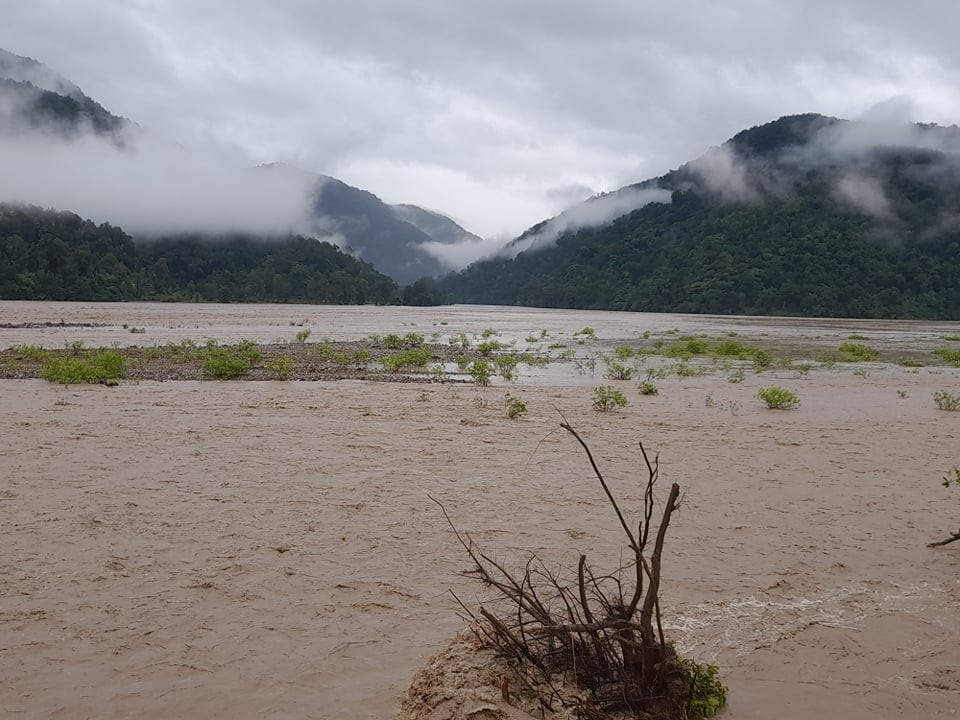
(928, 530, 960, 547)
(559, 420, 639, 552)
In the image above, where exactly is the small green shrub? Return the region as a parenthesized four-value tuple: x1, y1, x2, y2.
(575, 327, 596, 337)
(494, 355, 520, 381)
(13, 344, 51, 361)
(266, 355, 294, 380)
(638, 381, 659, 396)
(504, 393, 527, 419)
(682, 659, 728, 719)
(728, 368, 745, 383)
(403, 332, 424, 346)
(41, 350, 126, 386)
(481, 327, 499, 338)
(383, 348, 432, 372)
(202, 351, 251, 379)
(603, 359, 634, 381)
(897, 358, 924, 367)
(838, 342, 879, 362)
(613, 345, 635, 359)
(756, 386, 800, 410)
(477, 340, 505, 355)
(750, 349, 772, 370)
(674, 362, 704, 378)
(468, 359, 492, 386)
(349, 348, 370, 366)
(933, 348, 960, 366)
(592, 385, 627, 412)
(941, 335, 960, 342)
(664, 337, 710, 358)
(932, 390, 960, 411)
(646, 367, 668, 381)
(383, 333, 404, 349)
(128, 326, 146, 334)
(233, 339, 262, 365)
(847, 333, 868, 340)
(295, 328, 312, 343)
(712, 340, 752, 358)
(448, 333, 471, 349)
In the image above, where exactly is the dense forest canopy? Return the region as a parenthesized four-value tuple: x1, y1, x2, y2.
(442, 114, 960, 320)
(0, 203, 403, 304)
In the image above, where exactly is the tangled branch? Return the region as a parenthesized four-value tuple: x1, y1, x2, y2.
(432, 420, 690, 717)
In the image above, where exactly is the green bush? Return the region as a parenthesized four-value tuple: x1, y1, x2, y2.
(756, 386, 800, 409)
(897, 358, 924, 367)
(295, 328, 311, 343)
(202, 351, 251, 379)
(664, 336, 710, 358)
(41, 350, 126, 386)
(751, 349, 772, 369)
(504, 393, 527, 419)
(638, 381, 659, 396)
(477, 340, 505, 355)
(468, 359, 493, 386)
(603, 358, 634, 380)
(712, 339, 753, 358)
(494, 355, 520, 381)
(592, 385, 627, 412)
(933, 348, 960, 366)
(838, 342, 879, 361)
(682, 659, 728, 719)
(383, 347, 432, 372)
(13, 344, 52, 361)
(383, 333, 404, 349)
(266, 355, 294, 380)
(932, 390, 960, 411)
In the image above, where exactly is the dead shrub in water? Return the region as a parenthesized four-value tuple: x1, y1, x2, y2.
(432, 419, 726, 719)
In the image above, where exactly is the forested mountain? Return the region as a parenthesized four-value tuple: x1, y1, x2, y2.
(305, 172, 452, 284)
(390, 203, 482, 247)
(442, 114, 960, 319)
(0, 49, 476, 287)
(0, 204, 398, 304)
(0, 49, 129, 140)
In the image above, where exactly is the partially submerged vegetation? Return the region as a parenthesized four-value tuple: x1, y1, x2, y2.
(5, 321, 960, 388)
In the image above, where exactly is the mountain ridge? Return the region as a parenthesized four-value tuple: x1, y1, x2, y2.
(441, 113, 960, 319)
(0, 49, 480, 286)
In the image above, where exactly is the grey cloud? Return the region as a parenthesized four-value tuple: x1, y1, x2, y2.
(417, 236, 512, 272)
(4, 2, 960, 238)
(508, 187, 672, 257)
(688, 146, 758, 203)
(0, 131, 314, 237)
(834, 175, 893, 218)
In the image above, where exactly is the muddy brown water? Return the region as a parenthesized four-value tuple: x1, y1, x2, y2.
(2, 301, 959, 719)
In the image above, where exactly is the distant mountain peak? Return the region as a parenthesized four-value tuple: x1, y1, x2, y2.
(0, 48, 84, 99)
(0, 48, 130, 140)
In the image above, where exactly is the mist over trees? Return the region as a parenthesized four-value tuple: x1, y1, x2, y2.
(442, 115, 960, 320)
(0, 204, 400, 304)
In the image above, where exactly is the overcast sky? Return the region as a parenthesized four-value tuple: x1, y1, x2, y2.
(3, 0, 960, 240)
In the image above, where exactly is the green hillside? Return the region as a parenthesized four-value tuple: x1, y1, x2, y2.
(445, 114, 960, 319)
(0, 204, 398, 304)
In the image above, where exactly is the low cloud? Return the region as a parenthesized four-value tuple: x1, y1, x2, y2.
(0, 129, 315, 237)
(416, 234, 512, 271)
(506, 186, 672, 257)
(834, 174, 892, 218)
(689, 145, 757, 202)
